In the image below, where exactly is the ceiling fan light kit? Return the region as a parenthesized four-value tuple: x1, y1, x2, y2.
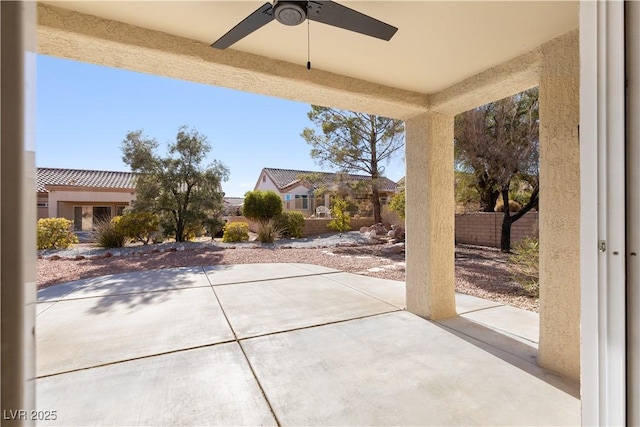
(211, 0, 398, 50)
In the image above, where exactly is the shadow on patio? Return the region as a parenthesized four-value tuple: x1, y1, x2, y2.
(34, 263, 579, 426)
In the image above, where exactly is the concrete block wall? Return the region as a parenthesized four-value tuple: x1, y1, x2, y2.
(302, 217, 375, 237)
(455, 212, 538, 248)
(226, 216, 377, 238)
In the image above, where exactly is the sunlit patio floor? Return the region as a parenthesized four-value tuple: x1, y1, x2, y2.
(35, 263, 580, 426)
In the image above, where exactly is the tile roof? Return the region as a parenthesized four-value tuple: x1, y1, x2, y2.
(223, 197, 244, 207)
(36, 167, 136, 192)
(263, 168, 398, 192)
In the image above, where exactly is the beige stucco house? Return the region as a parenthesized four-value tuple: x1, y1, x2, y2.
(254, 167, 397, 216)
(36, 167, 136, 230)
(2, 1, 639, 424)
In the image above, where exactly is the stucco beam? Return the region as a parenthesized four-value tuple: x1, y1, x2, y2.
(429, 47, 542, 116)
(36, 3, 428, 120)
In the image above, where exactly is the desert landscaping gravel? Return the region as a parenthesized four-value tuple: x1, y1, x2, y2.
(37, 233, 538, 312)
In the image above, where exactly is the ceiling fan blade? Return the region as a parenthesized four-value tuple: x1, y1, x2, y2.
(211, 2, 275, 49)
(307, 1, 398, 41)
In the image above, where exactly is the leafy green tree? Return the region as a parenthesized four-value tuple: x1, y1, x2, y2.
(242, 190, 283, 243)
(242, 190, 283, 222)
(121, 126, 229, 242)
(454, 88, 539, 251)
(328, 197, 351, 232)
(117, 211, 159, 245)
(389, 190, 405, 220)
(302, 106, 404, 224)
(388, 176, 405, 220)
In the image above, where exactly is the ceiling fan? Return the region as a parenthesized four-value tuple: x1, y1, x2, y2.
(211, 1, 398, 50)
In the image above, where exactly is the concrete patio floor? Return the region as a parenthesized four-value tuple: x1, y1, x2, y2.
(35, 263, 580, 426)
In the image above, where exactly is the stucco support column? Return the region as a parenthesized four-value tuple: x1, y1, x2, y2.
(405, 112, 456, 320)
(538, 30, 580, 382)
(1, 1, 37, 422)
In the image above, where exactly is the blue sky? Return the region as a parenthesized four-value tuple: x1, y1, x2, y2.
(36, 55, 406, 197)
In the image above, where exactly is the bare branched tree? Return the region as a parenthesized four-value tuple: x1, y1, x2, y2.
(455, 88, 539, 251)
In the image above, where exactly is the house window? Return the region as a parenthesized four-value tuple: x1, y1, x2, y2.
(262, 175, 266, 183)
(295, 194, 308, 209)
(115, 205, 127, 216)
(37, 202, 48, 208)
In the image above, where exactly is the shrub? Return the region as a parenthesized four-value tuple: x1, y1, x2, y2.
(117, 212, 159, 245)
(256, 219, 281, 243)
(509, 237, 539, 297)
(388, 190, 405, 220)
(37, 218, 78, 250)
(93, 216, 127, 248)
(222, 222, 249, 243)
(495, 200, 522, 212)
(274, 211, 305, 238)
(242, 190, 283, 222)
(328, 197, 351, 232)
(204, 217, 226, 238)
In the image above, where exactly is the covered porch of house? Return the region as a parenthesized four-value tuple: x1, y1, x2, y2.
(2, 1, 637, 425)
(35, 263, 579, 426)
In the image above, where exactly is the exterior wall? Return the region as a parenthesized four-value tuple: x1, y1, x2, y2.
(455, 212, 538, 248)
(226, 216, 375, 237)
(302, 217, 374, 237)
(405, 112, 457, 320)
(46, 187, 135, 218)
(37, 194, 49, 220)
(381, 204, 404, 227)
(254, 171, 282, 194)
(538, 30, 580, 382)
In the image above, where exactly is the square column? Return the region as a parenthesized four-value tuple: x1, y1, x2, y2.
(405, 112, 456, 320)
(538, 30, 580, 382)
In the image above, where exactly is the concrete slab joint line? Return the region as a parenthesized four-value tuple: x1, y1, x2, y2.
(35, 264, 578, 426)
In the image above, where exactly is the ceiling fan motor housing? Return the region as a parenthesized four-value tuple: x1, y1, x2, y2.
(273, 1, 308, 26)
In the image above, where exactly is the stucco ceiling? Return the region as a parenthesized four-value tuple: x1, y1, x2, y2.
(43, 1, 578, 95)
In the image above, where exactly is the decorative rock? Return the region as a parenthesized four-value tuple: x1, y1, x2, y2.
(112, 252, 121, 257)
(104, 253, 112, 258)
(74, 255, 85, 261)
(152, 249, 161, 253)
(49, 255, 61, 261)
(383, 243, 405, 254)
(177, 246, 185, 252)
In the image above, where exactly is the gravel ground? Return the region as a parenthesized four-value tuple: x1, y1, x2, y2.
(37, 232, 539, 312)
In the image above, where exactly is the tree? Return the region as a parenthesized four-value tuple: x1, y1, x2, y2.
(328, 197, 351, 232)
(242, 190, 283, 243)
(454, 88, 539, 251)
(121, 126, 229, 242)
(301, 106, 404, 224)
(388, 177, 405, 220)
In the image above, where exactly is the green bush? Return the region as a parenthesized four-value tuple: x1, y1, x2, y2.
(222, 222, 249, 243)
(204, 217, 226, 238)
(37, 218, 78, 250)
(509, 237, 539, 297)
(93, 216, 127, 248)
(242, 190, 283, 221)
(328, 197, 351, 232)
(274, 211, 305, 238)
(117, 212, 159, 245)
(388, 190, 405, 220)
